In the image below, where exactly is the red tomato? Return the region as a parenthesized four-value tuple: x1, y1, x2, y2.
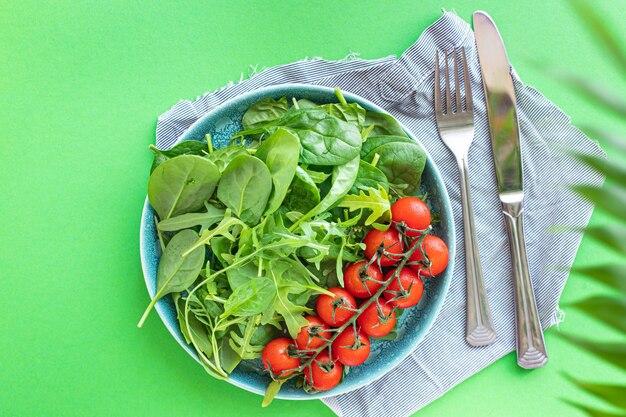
(363, 227, 404, 267)
(391, 197, 431, 237)
(409, 235, 450, 277)
(343, 261, 384, 298)
(303, 350, 343, 391)
(295, 316, 331, 350)
(316, 287, 357, 327)
(383, 267, 424, 308)
(357, 299, 397, 338)
(332, 327, 370, 366)
(262, 338, 300, 377)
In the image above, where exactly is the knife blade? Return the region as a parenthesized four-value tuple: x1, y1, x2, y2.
(473, 10, 548, 369)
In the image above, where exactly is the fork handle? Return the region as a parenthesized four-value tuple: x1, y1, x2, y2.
(501, 201, 548, 369)
(458, 157, 497, 346)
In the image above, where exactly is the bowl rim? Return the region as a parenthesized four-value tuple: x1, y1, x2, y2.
(140, 82, 455, 400)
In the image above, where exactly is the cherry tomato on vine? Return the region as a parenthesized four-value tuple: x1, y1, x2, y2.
(295, 316, 331, 350)
(408, 235, 449, 277)
(316, 287, 357, 327)
(383, 267, 424, 308)
(303, 350, 343, 391)
(332, 327, 370, 366)
(391, 197, 431, 237)
(363, 227, 404, 267)
(343, 261, 384, 298)
(357, 299, 397, 338)
(262, 338, 300, 377)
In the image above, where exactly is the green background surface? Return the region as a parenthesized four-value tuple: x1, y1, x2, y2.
(2, 1, 625, 416)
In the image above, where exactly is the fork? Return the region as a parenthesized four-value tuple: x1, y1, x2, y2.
(434, 47, 497, 346)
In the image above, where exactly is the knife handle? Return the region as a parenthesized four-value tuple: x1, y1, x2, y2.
(501, 200, 548, 369)
(458, 157, 497, 346)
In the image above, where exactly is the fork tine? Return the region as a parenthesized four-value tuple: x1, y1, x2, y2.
(434, 50, 441, 116)
(444, 51, 452, 115)
(453, 48, 462, 113)
(461, 47, 473, 112)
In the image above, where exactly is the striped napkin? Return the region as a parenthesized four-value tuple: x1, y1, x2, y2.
(155, 11, 604, 417)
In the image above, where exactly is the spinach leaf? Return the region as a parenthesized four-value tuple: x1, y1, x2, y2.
(217, 154, 272, 226)
(364, 111, 409, 137)
(295, 98, 318, 109)
(255, 128, 300, 215)
(206, 145, 249, 172)
(363, 142, 426, 197)
(291, 155, 360, 229)
(360, 135, 414, 159)
(242, 97, 289, 130)
(320, 102, 366, 127)
(138, 229, 205, 327)
(149, 140, 208, 173)
(148, 155, 220, 220)
(157, 203, 225, 232)
(222, 277, 275, 317)
(239, 109, 362, 166)
(302, 167, 331, 184)
(349, 160, 389, 195)
(284, 167, 320, 214)
(338, 186, 392, 228)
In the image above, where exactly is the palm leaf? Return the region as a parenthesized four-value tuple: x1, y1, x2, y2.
(559, 334, 626, 372)
(572, 265, 626, 294)
(563, 400, 626, 417)
(569, 0, 626, 75)
(572, 185, 626, 222)
(581, 127, 626, 154)
(568, 296, 626, 333)
(564, 375, 626, 411)
(574, 153, 626, 187)
(579, 227, 626, 255)
(553, 71, 626, 119)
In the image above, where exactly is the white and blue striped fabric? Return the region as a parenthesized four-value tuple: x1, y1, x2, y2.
(155, 11, 604, 417)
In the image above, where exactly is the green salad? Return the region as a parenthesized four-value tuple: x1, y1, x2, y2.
(138, 89, 438, 401)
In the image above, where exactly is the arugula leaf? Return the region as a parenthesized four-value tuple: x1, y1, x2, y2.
(157, 203, 225, 232)
(338, 186, 392, 228)
(222, 277, 275, 317)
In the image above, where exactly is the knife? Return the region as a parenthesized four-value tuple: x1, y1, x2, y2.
(473, 11, 548, 369)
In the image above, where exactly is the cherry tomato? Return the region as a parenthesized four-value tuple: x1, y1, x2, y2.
(295, 316, 331, 350)
(409, 235, 449, 277)
(332, 327, 370, 366)
(303, 350, 343, 391)
(363, 227, 404, 267)
(343, 261, 384, 298)
(262, 338, 300, 377)
(383, 267, 424, 308)
(357, 299, 397, 338)
(316, 287, 357, 327)
(391, 197, 431, 237)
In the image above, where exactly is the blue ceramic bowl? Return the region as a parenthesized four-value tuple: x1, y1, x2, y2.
(140, 83, 455, 400)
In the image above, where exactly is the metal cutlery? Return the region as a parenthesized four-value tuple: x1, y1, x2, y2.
(434, 47, 497, 347)
(473, 10, 548, 368)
